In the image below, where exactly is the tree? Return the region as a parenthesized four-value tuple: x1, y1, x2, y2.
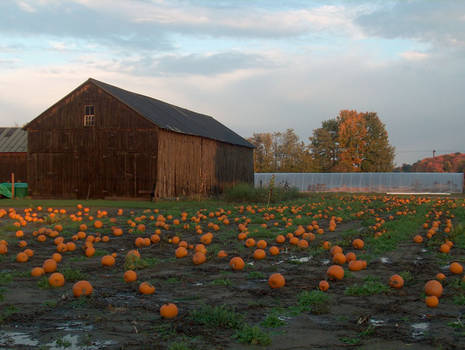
(360, 112, 395, 172)
(248, 129, 315, 172)
(309, 118, 339, 172)
(335, 110, 367, 172)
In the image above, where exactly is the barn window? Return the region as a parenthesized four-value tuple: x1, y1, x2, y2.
(84, 105, 95, 127)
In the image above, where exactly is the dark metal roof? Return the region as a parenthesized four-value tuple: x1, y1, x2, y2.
(90, 78, 254, 148)
(0, 128, 27, 152)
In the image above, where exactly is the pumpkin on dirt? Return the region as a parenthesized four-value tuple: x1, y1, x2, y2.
(192, 252, 206, 265)
(217, 250, 228, 258)
(424, 280, 443, 297)
(139, 282, 155, 295)
(425, 295, 439, 308)
(101, 255, 115, 267)
(72, 280, 93, 297)
(16, 252, 28, 263)
(389, 274, 404, 289)
(352, 239, 364, 249)
(43, 258, 58, 273)
(31, 267, 45, 277)
(269, 246, 280, 256)
(326, 265, 344, 280)
(160, 303, 179, 319)
(48, 272, 65, 287)
(253, 249, 266, 260)
(124, 270, 137, 283)
(175, 247, 188, 258)
(319, 280, 330, 292)
(268, 273, 285, 289)
(450, 262, 463, 275)
(229, 257, 245, 271)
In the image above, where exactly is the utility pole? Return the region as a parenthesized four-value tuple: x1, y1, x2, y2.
(433, 150, 436, 158)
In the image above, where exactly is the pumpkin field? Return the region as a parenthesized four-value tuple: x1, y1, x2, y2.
(1, 195, 465, 349)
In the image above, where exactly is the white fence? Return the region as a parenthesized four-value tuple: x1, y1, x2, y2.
(254, 173, 464, 193)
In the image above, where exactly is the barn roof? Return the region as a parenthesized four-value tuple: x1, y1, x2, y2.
(89, 78, 254, 148)
(0, 128, 27, 153)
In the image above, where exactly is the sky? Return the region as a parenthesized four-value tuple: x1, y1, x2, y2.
(1, 0, 464, 166)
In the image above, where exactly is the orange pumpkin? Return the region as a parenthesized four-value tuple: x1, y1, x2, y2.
(31, 267, 45, 277)
(160, 303, 179, 319)
(450, 262, 463, 275)
(425, 295, 439, 308)
(16, 252, 29, 263)
(139, 282, 155, 295)
(124, 270, 138, 283)
(192, 252, 206, 265)
(319, 280, 330, 291)
(256, 240, 267, 249)
(217, 250, 228, 258)
(352, 239, 364, 249)
(101, 255, 115, 267)
(253, 249, 266, 260)
(269, 246, 280, 256)
(48, 272, 65, 287)
(72, 280, 93, 297)
(268, 273, 285, 289)
(424, 280, 443, 297)
(43, 258, 58, 273)
(326, 265, 344, 280)
(175, 247, 188, 258)
(389, 274, 404, 289)
(229, 257, 245, 271)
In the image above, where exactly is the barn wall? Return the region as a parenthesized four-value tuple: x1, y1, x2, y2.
(27, 82, 158, 198)
(0, 153, 27, 183)
(156, 130, 253, 198)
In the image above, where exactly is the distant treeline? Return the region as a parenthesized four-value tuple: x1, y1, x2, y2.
(394, 153, 465, 173)
(248, 110, 395, 173)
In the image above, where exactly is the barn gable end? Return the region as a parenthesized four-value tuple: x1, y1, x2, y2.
(25, 78, 253, 199)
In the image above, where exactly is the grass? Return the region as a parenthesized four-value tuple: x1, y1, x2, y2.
(0, 272, 13, 285)
(345, 276, 389, 296)
(234, 324, 271, 346)
(60, 268, 88, 282)
(124, 255, 160, 270)
(0, 305, 18, 323)
(189, 305, 244, 329)
(247, 271, 266, 279)
(261, 313, 285, 328)
(168, 342, 192, 350)
(37, 276, 52, 289)
(293, 290, 330, 314)
(340, 325, 375, 345)
(210, 278, 232, 287)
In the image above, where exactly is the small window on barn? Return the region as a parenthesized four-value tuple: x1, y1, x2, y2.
(84, 105, 95, 127)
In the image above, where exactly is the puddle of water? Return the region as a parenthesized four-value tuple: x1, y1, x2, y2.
(290, 256, 312, 263)
(0, 330, 39, 347)
(420, 248, 428, 253)
(247, 262, 255, 266)
(273, 260, 285, 265)
(278, 315, 291, 321)
(411, 322, 429, 339)
(56, 321, 93, 332)
(46, 334, 117, 350)
(193, 282, 203, 286)
(369, 318, 385, 326)
(380, 257, 391, 264)
(321, 259, 330, 265)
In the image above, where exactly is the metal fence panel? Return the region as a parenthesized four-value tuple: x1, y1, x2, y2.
(254, 173, 464, 193)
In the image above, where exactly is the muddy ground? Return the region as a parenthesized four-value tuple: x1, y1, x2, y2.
(0, 198, 464, 349)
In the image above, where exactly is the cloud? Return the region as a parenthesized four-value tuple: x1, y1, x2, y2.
(356, 0, 465, 49)
(400, 50, 429, 61)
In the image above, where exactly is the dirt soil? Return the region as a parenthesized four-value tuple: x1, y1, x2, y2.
(0, 200, 464, 350)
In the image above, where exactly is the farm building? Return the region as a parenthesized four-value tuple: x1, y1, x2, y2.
(25, 78, 254, 199)
(0, 127, 27, 183)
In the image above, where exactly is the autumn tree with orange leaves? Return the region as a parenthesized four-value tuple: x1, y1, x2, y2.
(310, 110, 394, 172)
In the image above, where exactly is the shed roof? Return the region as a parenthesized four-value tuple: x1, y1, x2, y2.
(0, 128, 27, 152)
(89, 78, 254, 148)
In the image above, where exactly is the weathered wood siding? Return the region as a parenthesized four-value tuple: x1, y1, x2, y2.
(27, 82, 158, 198)
(0, 153, 27, 182)
(156, 130, 253, 198)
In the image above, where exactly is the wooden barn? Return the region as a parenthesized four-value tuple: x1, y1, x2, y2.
(0, 128, 28, 183)
(25, 78, 254, 199)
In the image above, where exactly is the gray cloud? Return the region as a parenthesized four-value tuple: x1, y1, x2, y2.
(356, 0, 465, 48)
